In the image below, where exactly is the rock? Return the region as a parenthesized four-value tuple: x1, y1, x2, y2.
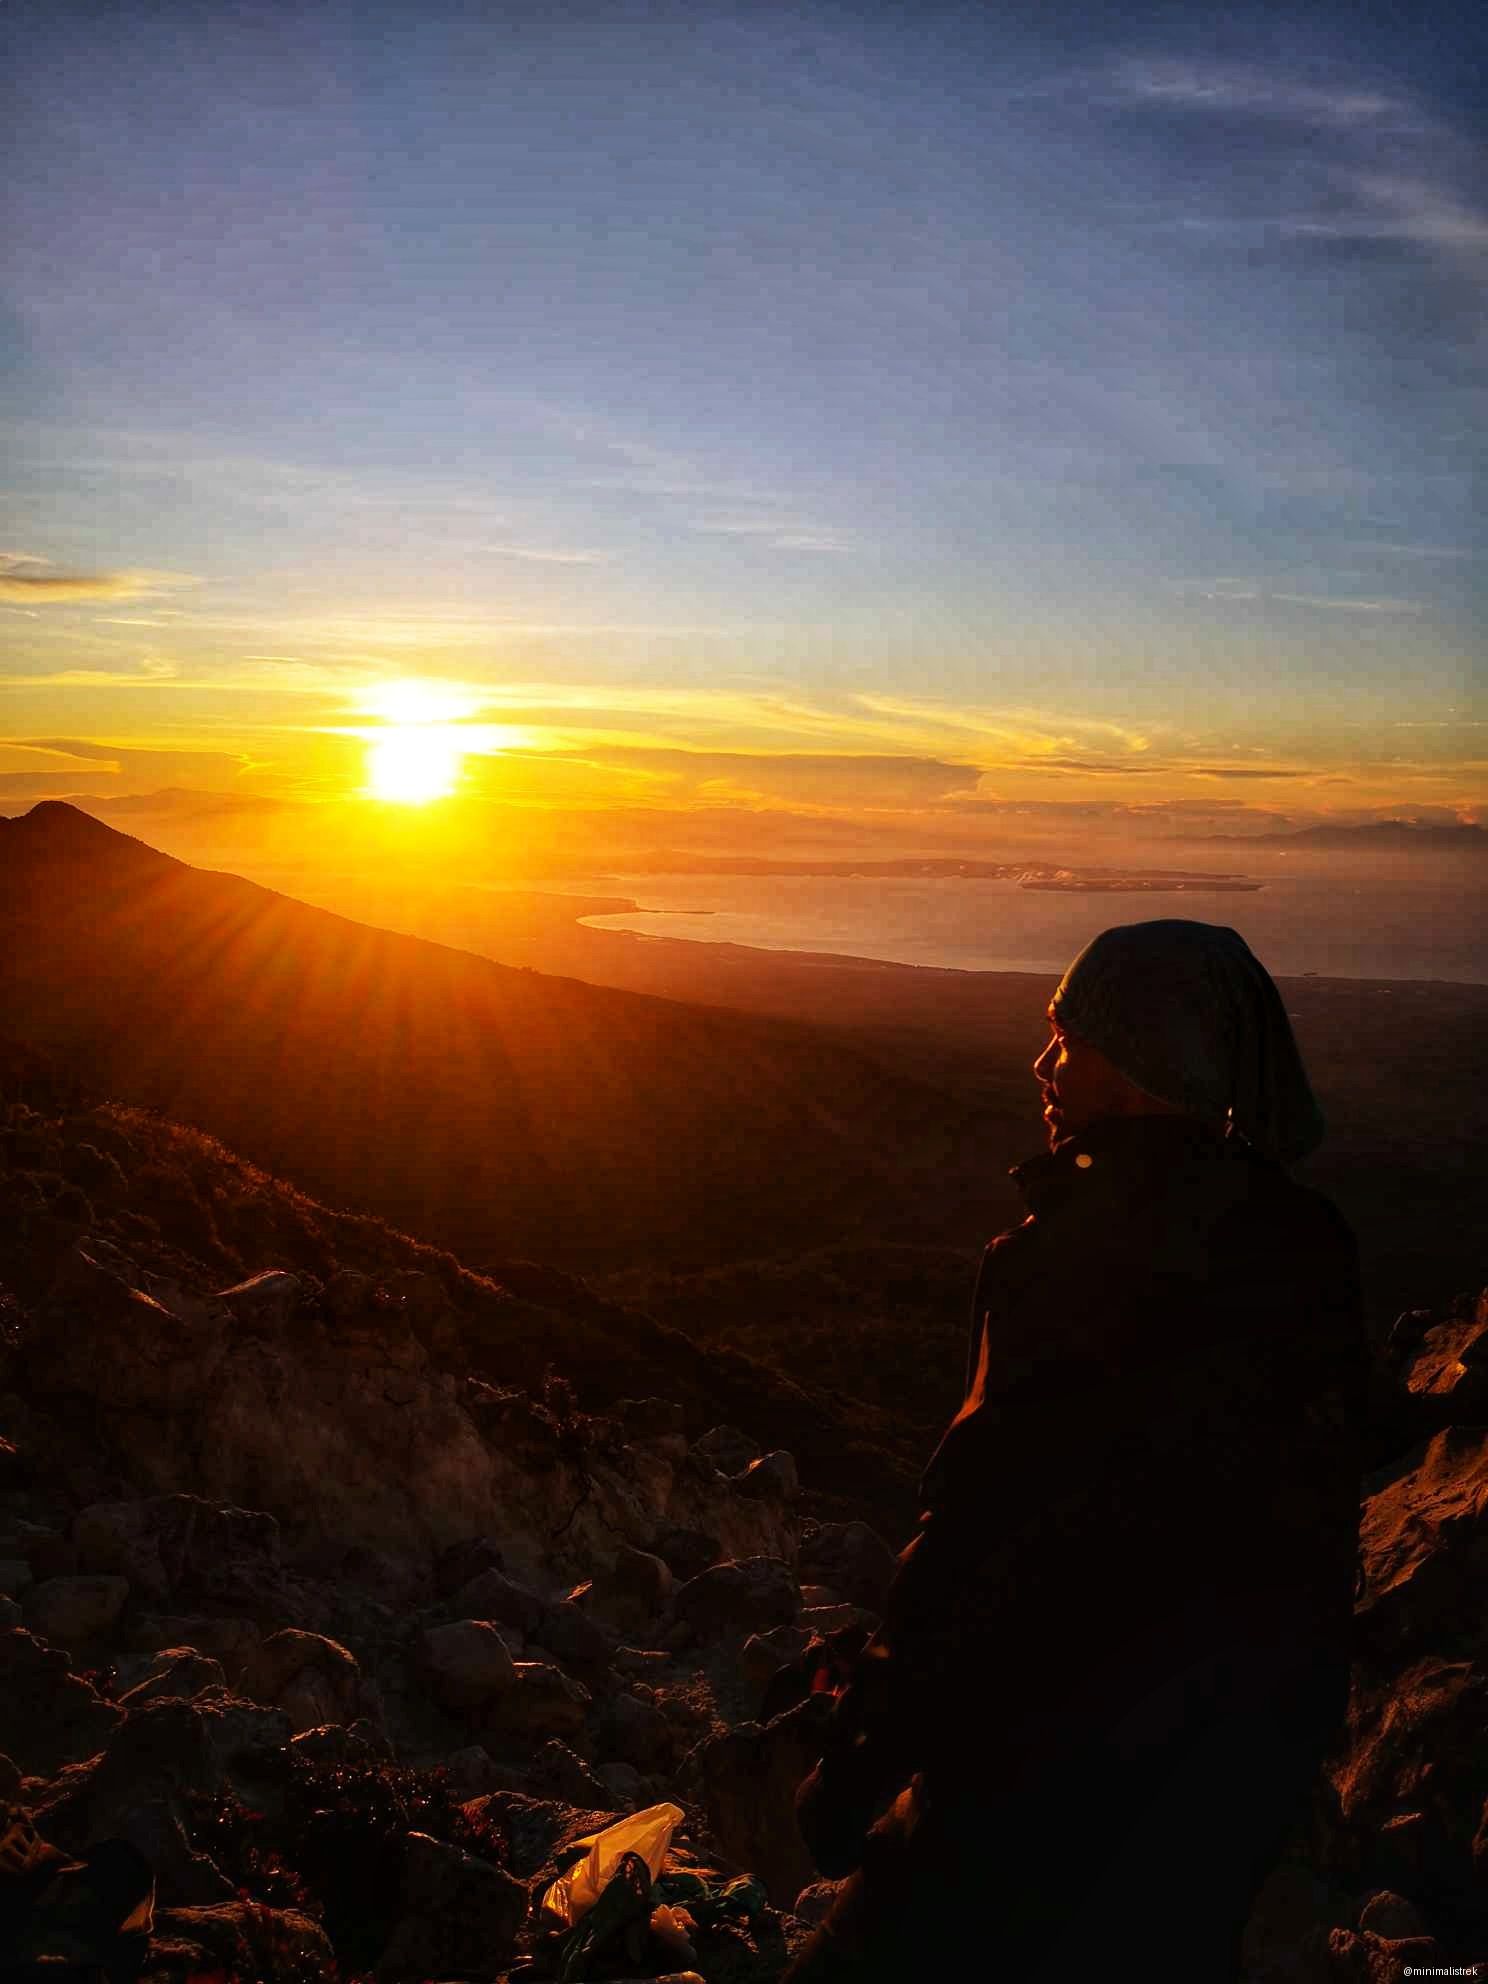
(587, 1544, 674, 1638)
(654, 1528, 722, 1582)
(486, 1660, 592, 1741)
(801, 1603, 877, 1637)
(442, 1745, 503, 1798)
(214, 1270, 302, 1331)
(793, 1879, 846, 1925)
(598, 1759, 644, 1807)
(117, 1646, 228, 1706)
(73, 1495, 280, 1611)
(679, 1697, 825, 1907)
(435, 1535, 506, 1596)
(528, 1738, 611, 1805)
(28, 1693, 288, 1880)
(115, 1796, 236, 1904)
(534, 1598, 619, 1671)
(374, 1831, 527, 1979)
(0, 1437, 27, 1488)
(320, 1267, 374, 1322)
(613, 1397, 687, 1456)
(596, 1691, 675, 1773)
(798, 1585, 839, 1608)
(152, 1901, 334, 1977)
(613, 1647, 672, 1680)
(672, 1557, 800, 1644)
(798, 1521, 900, 1612)
(451, 1564, 546, 1635)
(24, 1573, 129, 1644)
(0, 1753, 21, 1804)
(417, 1620, 518, 1713)
(127, 1613, 259, 1683)
(1325, 1927, 1450, 1979)
(240, 1628, 362, 1732)
(1358, 1890, 1428, 1939)
(733, 1450, 799, 1502)
(740, 1625, 814, 1705)
(0, 1596, 19, 1628)
(0, 1630, 122, 1775)
(0, 1559, 31, 1598)
(692, 1425, 760, 1476)
(290, 1722, 378, 1764)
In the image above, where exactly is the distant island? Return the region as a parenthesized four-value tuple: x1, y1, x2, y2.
(1020, 874, 1263, 893)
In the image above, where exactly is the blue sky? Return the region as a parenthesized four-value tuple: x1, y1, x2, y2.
(1, 0, 1483, 840)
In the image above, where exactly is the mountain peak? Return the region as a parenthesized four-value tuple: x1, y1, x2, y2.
(3, 800, 173, 868)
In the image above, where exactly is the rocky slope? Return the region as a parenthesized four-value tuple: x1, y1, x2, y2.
(0, 1059, 1485, 1980)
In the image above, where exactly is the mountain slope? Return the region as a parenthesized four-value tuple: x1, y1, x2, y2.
(0, 804, 976, 1274)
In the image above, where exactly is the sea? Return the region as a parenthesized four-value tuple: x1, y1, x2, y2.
(561, 862, 1488, 985)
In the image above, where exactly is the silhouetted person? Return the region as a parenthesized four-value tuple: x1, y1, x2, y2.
(786, 919, 1368, 1982)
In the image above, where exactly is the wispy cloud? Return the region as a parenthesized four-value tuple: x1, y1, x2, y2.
(1108, 60, 1403, 128)
(488, 545, 611, 565)
(1169, 576, 1427, 614)
(0, 551, 200, 605)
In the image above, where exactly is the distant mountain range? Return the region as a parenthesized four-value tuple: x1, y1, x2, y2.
(1184, 822, 1485, 851)
(0, 803, 972, 1273)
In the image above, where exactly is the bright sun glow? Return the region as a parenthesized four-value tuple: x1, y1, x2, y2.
(366, 726, 464, 803)
(358, 679, 480, 726)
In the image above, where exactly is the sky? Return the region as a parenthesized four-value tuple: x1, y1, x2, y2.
(2, 0, 1484, 858)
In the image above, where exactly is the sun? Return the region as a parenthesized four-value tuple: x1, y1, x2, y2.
(366, 725, 463, 804)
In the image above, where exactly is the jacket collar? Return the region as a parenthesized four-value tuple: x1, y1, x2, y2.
(1008, 1112, 1237, 1221)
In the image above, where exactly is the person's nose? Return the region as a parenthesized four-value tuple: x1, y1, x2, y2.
(1033, 1038, 1056, 1084)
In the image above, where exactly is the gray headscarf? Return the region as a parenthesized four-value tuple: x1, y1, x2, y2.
(1049, 919, 1325, 1165)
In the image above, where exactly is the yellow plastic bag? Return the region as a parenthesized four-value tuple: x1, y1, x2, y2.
(539, 1802, 684, 1931)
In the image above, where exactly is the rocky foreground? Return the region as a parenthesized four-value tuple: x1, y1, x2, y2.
(0, 1079, 1486, 1980)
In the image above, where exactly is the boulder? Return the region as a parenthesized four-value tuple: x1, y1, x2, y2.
(801, 1603, 877, 1637)
(73, 1495, 280, 1611)
(0, 1559, 32, 1599)
(151, 1901, 334, 1977)
(451, 1565, 546, 1636)
(442, 1745, 504, 1799)
(1357, 1890, 1429, 1939)
(598, 1759, 644, 1808)
(586, 1544, 674, 1638)
(654, 1528, 722, 1582)
(692, 1426, 760, 1477)
(117, 1646, 228, 1706)
(680, 1698, 826, 1907)
(485, 1661, 592, 1741)
(0, 1596, 19, 1628)
(0, 1630, 122, 1775)
(794, 1879, 846, 1926)
(534, 1597, 618, 1671)
(595, 1691, 675, 1774)
(740, 1625, 814, 1706)
(528, 1738, 611, 1806)
(24, 1574, 129, 1645)
(374, 1831, 527, 1980)
(672, 1557, 800, 1644)
(240, 1628, 362, 1733)
(732, 1451, 799, 1503)
(417, 1621, 518, 1713)
(798, 1521, 900, 1612)
(114, 1796, 236, 1905)
(214, 1270, 302, 1332)
(435, 1535, 506, 1596)
(30, 1695, 252, 1848)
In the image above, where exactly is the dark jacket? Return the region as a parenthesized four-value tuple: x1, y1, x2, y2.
(798, 1112, 1369, 1875)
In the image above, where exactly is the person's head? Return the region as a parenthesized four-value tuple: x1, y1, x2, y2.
(1035, 919, 1325, 1164)
(1033, 1008, 1196, 1148)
